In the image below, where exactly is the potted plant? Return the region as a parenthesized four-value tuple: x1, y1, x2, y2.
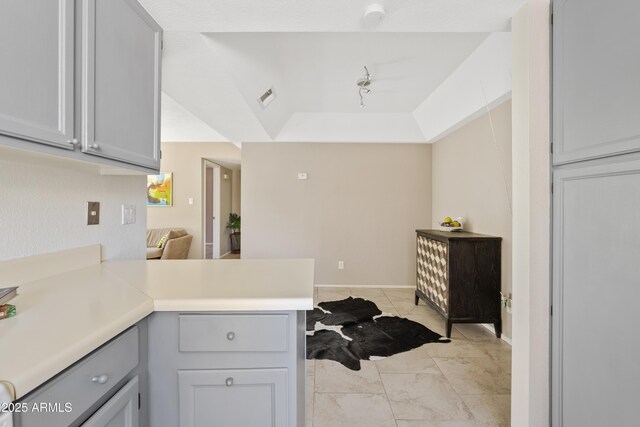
(226, 213, 241, 254)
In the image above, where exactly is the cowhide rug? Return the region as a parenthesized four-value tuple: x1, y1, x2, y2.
(306, 296, 450, 370)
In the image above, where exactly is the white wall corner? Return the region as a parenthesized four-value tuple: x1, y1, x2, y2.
(412, 32, 512, 142)
(161, 92, 231, 142)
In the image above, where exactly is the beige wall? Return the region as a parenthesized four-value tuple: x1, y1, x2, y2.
(431, 100, 513, 340)
(242, 143, 432, 286)
(511, 1, 551, 424)
(147, 142, 241, 259)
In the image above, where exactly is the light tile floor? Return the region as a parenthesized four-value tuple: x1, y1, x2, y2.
(307, 287, 511, 427)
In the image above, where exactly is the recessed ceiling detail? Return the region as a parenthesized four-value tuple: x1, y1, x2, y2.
(151, 0, 521, 143)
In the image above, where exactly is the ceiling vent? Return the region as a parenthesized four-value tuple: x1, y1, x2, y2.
(257, 88, 275, 108)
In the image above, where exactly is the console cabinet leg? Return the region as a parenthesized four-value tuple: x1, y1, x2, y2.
(445, 319, 453, 338)
(494, 320, 502, 339)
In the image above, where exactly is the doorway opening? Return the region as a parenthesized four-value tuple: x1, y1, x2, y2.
(203, 160, 234, 259)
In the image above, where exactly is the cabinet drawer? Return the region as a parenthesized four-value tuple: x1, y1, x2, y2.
(17, 327, 138, 427)
(179, 314, 289, 353)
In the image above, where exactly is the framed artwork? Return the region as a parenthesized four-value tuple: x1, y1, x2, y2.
(147, 172, 173, 206)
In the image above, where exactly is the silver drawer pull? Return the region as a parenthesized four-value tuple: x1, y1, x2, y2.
(89, 143, 100, 150)
(91, 374, 109, 385)
(226, 332, 235, 341)
(67, 138, 79, 146)
(225, 377, 234, 387)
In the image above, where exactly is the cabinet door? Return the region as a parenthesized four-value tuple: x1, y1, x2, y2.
(553, 0, 640, 164)
(552, 158, 640, 426)
(81, 0, 161, 170)
(0, 0, 75, 149)
(178, 369, 288, 427)
(82, 376, 139, 427)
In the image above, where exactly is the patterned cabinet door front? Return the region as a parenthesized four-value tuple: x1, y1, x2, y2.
(416, 235, 448, 312)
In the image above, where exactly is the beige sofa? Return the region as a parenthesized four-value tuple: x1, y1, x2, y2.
(146, 228, 193, 260)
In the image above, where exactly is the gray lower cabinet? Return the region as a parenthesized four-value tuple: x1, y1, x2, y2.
(80, 0, 162, 170)
(178, 369, 287, 427)
(552, 156, 640, 426)
(14, 324, 147, 427)
(0, 0, 75, 149)
(552, 0, 640, 425)
(82, 377, 139, 427)
(148, 311, 306, 427)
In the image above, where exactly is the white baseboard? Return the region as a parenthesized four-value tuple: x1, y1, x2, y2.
(219, 251, 231, 258)
(315, 284, 414, 289)
(480, 323, 512, 345)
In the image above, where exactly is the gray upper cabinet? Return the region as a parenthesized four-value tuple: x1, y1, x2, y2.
(0, 0, 76, 149)
(553, 0, 640, 165)
(81, 0, 162, 170)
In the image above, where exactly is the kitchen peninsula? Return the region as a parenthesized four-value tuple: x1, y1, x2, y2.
(0, 245, 313, 427)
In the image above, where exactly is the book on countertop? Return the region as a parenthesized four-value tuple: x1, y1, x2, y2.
(0, 304, 15, 319)
(0, 287, 18, 305)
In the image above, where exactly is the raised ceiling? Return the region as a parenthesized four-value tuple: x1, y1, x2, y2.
(141, 0, 525, 143)
(139, 0, 525, 33)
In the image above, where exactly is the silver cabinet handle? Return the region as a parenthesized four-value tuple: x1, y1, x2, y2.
(91, 374, 109, 384)
(89, 143, 100, 150)
(225, 377, 233, 387)
(67, 138, 79, 146)
(226, 332, 235, 340)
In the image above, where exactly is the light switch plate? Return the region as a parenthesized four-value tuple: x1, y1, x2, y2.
(87, 201, 100, 225)
(297, 172, 308, 180)
(122, 204, 136, 225)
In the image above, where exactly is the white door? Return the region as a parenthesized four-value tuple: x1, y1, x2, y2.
(203, 161, 221, 259)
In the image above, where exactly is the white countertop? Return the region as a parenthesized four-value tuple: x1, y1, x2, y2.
(0, 256, 314, 400)
(0, 265, 153, 400)
(103, 259, 315, 311)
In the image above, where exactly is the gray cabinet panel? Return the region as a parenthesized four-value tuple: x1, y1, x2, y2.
(179, 314, 289, 352)
(178, 369, 287, 427)
(82, 377, 139, 427)
(148, 311, 305, 427)
(16, 327, 139, 427)
(81, 0, 161, 169)
(553, 0, 640, 164)
(552, 158, 640, 426)
(0, 0, 75, 149)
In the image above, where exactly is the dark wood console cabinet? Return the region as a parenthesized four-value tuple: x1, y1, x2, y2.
(415, 230, 502, 338)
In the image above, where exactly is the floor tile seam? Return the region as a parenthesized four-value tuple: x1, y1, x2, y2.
(313, 391, 390, 396)
(378, 364, 401, 423)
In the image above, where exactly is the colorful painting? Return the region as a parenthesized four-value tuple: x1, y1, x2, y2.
(147, 173, 173, 206)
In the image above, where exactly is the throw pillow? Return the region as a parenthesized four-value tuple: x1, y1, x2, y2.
(156, 233, 169, 249)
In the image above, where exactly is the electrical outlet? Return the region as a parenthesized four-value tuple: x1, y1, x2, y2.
(338, 261, 344, 270)
(87, 202, 100, 225)
(297, 172, 308, 180)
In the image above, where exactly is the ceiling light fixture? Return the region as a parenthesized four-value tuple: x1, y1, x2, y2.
(257, 88, 275, 108)
(357, 66, 372, 108)
(362, 3, 386, 26)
